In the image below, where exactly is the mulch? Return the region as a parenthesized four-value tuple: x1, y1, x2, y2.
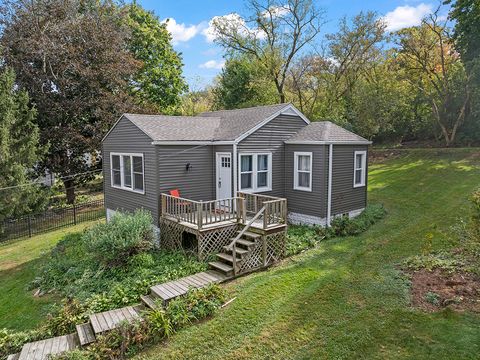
(410, 268, 480, 313)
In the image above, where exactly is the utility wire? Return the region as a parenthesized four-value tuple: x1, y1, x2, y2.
(0, 169, 103, 191)
(0, 143, 212, 192)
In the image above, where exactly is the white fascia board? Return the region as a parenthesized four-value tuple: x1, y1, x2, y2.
(151, 140, 235, 146)
(234, 103, 310, 143)
(284, 140, 372, 145)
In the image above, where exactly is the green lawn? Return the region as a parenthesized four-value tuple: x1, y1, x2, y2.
(0, 220, 104, 331)
(136, 149, 480, 360)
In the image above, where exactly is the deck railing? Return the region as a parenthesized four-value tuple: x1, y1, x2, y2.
(161, 192, 287, 230)
(237, 192, 287, 228)
(161, 194, 243, 230)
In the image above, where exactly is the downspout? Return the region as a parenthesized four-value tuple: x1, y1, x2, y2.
(233, 142, 238, 197)
(327, 143, 333, 226)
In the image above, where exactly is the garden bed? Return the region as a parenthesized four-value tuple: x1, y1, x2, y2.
(410, 269, 480, 312)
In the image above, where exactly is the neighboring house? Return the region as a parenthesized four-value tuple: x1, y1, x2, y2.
(102, 103, 371, 228)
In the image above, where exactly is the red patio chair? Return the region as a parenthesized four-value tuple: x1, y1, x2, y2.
(169, 189, 191, 207)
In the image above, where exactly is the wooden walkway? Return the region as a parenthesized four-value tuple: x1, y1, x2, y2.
(8, 270, 228, 359)
(17, 333, 79, 360)
(151, 270, 226, 302)
(89, 305, 142, 334)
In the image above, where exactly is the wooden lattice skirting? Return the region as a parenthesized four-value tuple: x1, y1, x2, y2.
(159, 218, 239, 260)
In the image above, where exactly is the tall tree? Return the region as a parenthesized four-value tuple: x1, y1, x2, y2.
(0, 0, 141, 203)
(395, 11, 470, 146)
(211, 0, 324, 103)
(125, 3, 187, 112)
(0, 67, 48, 223)
(326, 11, 386, 106)
(212, 55, 276, 109)
(445, 0, 480, 68)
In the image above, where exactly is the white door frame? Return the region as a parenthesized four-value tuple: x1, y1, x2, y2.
(215, 152, 232, 200)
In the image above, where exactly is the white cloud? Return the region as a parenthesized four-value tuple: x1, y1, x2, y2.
(262, 5, 290, 18)
(383, 3, 433, 32)
(202, 13, 266, 43)
(163, 18, 204, 44)
(199, 59, 225, 70)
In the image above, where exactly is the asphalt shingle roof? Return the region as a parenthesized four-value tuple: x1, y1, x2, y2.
(120, 106, 368, 144)
(123, 103, 291, 141)
(285, 121, 371, 144)
(124, 114, 221, 141)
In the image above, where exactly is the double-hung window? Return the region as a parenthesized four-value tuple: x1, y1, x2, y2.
(294, 152, 312, 191)
(239, 153, 272, 192)
(353, 150, 366, 187)
(110, 153, 145, 193)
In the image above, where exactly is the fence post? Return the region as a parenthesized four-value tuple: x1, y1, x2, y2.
(27, 216, 32, 238)
(73, 204, 77, 225)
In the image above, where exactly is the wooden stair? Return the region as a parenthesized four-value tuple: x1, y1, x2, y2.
(210, 230, 261, 277)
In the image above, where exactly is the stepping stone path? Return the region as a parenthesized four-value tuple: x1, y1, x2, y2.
(8, 270, 227, 359)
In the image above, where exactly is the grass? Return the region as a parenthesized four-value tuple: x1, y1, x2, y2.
(136, 148, 480, 360)
(0, 220, 104, 331)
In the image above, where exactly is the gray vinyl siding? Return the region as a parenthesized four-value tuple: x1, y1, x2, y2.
(285, 144, 328, 218)
(331, 145, 368, 215)
(157, 145, 214, 202)
(102, 116, 159, 223)
(213, 145, 233, 197)
(237, 114, 308, 197)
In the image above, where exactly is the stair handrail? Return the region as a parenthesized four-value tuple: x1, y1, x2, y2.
(226, 205, 266, 251)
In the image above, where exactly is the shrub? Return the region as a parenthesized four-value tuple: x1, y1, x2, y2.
(83, 210, 154, 268)
(286, 204, 386, 255)
(330, 204, 387, 237)
(0, 328, 45, 359)
(44, 298, 90, 336)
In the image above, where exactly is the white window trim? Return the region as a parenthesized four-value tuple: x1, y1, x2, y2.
(238, 153, 272, 193)
(353, 150, 367, 188)
(294, 152, 313, 192)
(110, 152, 145, 194)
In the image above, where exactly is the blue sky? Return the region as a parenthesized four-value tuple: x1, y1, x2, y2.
(137, 0, 449, 89)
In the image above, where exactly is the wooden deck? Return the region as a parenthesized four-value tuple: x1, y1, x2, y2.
(161, 192, 287, 232)
(151, 270, 226, 302)
(18, 333, 79, 360)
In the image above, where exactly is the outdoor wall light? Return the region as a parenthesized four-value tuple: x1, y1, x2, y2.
(186, 163, 193, 171)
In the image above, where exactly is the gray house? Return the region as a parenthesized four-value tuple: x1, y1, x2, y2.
(102, 103, 370, 227)
(102, 103, 370, 275)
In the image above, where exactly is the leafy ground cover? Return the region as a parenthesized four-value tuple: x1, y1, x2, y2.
(136, 148, 480, 360)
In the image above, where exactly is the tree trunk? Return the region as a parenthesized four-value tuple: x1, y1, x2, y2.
(64, 179, 76, 204)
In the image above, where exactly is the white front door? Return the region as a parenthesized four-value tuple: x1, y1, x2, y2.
(216, 152, 232, 200)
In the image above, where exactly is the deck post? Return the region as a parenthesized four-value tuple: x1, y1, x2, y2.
(263, 205, 269, 229)
(161, 194, 166, 215)
(197, 202, 203, 230)
(262, 235, 267, 267)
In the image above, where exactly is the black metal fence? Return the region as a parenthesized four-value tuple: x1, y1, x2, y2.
(0, 199, 105, 242)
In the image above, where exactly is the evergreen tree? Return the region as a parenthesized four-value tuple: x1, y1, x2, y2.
(0, 67, 47, 223)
